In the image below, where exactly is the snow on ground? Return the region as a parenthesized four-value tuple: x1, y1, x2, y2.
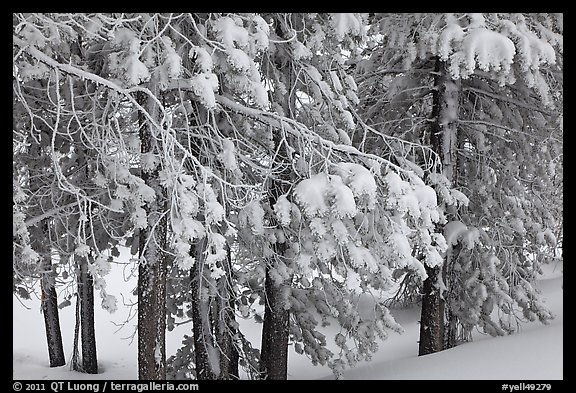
(13, 254, 562, 380)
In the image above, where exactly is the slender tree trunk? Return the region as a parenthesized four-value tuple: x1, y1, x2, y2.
(40, 256, 65, 367)
(260, 259, 290, 379)
(185, 95, 239, 381)
(71, 289, 82, 371)
(190, 235, 239, 380)
(259, 18, 297, 379)
(79, 256, 98, 373)
(443, 244, 460, 349)
(190, 238, 217, 380)
(419, 58, 460, 356)
(215, 246, 239, 379)
(137, 85, 168, 380)
(31, 142, 66, 368)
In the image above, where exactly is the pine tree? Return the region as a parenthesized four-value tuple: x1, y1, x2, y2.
(355, 13, 563, 352)
(136, 84, 168, 380)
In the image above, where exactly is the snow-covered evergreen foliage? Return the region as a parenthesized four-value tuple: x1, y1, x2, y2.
(13, 12, 562, 379)
(356, 13, 562, 343)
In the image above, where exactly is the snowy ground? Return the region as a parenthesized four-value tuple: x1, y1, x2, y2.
(13, 255, 563, 381)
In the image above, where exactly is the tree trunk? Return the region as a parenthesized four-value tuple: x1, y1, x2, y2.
(40, 257, 65, 367)
(419, 58, 460, 356)
(137, 86, 168, 380)
(259, 111, 292, 379)
(79, 257, 98, 373)
(418, 265, 445, 355)
(259, 17, 297, 379)
(31, 142, 66, 368)
(443, 244, 460, 350)
(215, 246, 239, 379)
(190, 238, 239, 380)
(190, 238, 217, 380)
(71, 289, 82, 372)
(260, 262, 290, 379)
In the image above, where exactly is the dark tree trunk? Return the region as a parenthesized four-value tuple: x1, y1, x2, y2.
(138, 248, 167, 379)
(79, 257, 98, 373)
(259, 17, 299, 379)
(215, 247, 239, 379)
(137, 86, 168, 380)
(418, 265, 445, 355)
(260, 263, 290, 379)
(190, 238, 217, 380)
(40, 257, 65, 367)
(419, 58, 460, 356)
(71, 289, 82, 372)
(190, 238, 239, 380)
(443, 243, 460, 350)
(31, 142, 66, 368)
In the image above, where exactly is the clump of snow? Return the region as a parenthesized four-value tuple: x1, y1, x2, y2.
(329, 71, 343, 92)
(443, 221, 480, 250)
(218, 138, 240, 173)
(347, 243, 378, 273)
(335, 163, 377, 210)
(189, 45, 213, 73)
(329, 175, 357, 218)
(291, 40, 313, 60)
(198, 183, 225, 226)
(248, 14, 270, 52)
(273, 194, 292, 227)
(226, 47, 252, 73)
(458, 28, 516, 79)
(294, 173, 330, 218)
(330, 13, 364, 41)
(437, 16, 465, 61)
(188, 73, 219, 110)
(309, 217, 327, 238)
(249, 79, 269, 108)
(444, 220, 468, 246)
(205, 232, 227, 279)
(499, 18, 556, 72)
(345, 269, 363, 295)
(17, 22, 54, 48)
(160, 36, 182, 80)
(239, 200, 266, 236)
(341, 110, 355, 129)
(108, 28, 150, 87)
(536, 228, 557, 247)
(213, 16, 249, 49)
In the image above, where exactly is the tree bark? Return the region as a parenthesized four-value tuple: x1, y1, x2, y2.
(79, 256, 98, 373)
(137, 86, 168, 380)
(190, 234, 239, 380)
(259, 17, 297, 379)
(40, 256, 66, 367)
(215, 246, 239, 379)
(190, 238, 217, 380)
(418, 265, 445, 355)
(260, 261, 290, 379)
(31, 140, 66, 368)
(419, 58, 460, 356)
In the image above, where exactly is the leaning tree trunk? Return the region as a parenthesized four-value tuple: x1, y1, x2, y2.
(30, 138, 66, 368)
(419, 58, 460, 356)
(40, 253, 66, 367)
(137, 85, 168, 380)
